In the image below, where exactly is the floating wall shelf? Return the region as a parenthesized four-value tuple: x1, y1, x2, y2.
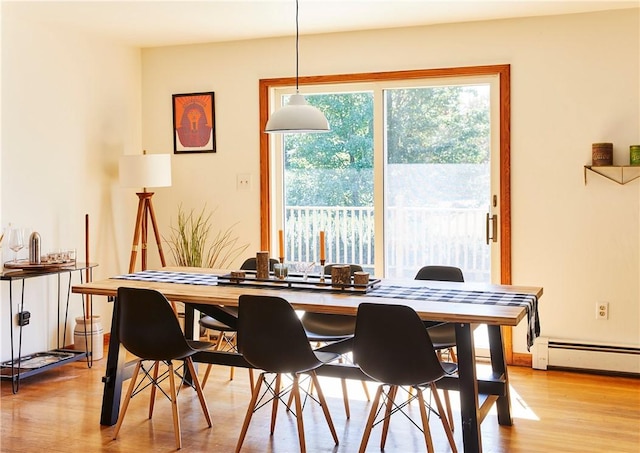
(584, 165, 640, 185)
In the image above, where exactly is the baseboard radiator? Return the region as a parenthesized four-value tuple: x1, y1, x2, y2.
(533, 337, 640, 375)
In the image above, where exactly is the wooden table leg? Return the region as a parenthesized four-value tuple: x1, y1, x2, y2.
(455, 322, 482, 453)
(100, 297, 125, 426)
(487, 325, 513, 426)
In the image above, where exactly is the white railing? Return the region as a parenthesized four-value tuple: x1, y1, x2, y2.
(284, 206, 490, 281)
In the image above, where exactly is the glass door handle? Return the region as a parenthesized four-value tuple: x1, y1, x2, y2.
(486, 213, 498, 244)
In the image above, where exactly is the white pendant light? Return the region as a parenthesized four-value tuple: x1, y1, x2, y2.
(265, 0, 329, 134)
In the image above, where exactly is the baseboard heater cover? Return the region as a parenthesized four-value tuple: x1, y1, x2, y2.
(533, 337, 640, 375)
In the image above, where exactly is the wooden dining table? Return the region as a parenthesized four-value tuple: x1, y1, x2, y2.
(71, 266, 542, 453)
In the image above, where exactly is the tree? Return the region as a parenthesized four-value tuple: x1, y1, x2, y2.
(283, 85, 489, 207)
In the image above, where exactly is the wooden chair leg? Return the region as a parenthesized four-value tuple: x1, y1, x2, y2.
(148, 361, 160, 418)
(285, 384, 295, 412)
(430, 382, 457, 452)
(435, 349, 455, 431)
(361, 380, 371, 401)
(202, 364, 213, 389)
(417, 387, 435, 453)
(235, 373, 265, 453)
(442, 387, 454, 432)
(380, 385, 398, 449)
(341, 378, 351, 419)
(336, 355, 351, 419)
(286, 372, 313, 413)
(292, 375, 307, 453)
(270, 374, 282, 434)
(310, 372, 339, 445)
(185, 357, 212, 427)
(167, 361, 182, 450)
(113, 361, 142, 440)
(359, 385, 383, 453)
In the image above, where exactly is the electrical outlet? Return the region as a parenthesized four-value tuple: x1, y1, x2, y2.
(237, 173, 251, 190)
(596, 302, 609, 320)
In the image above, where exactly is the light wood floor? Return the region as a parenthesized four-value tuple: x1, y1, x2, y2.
(1, 354, 639, 453)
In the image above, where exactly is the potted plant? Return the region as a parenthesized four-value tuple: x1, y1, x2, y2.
(165, 204, 249, 268)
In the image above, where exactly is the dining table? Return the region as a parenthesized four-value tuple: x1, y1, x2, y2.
(71, 266, 542, 453)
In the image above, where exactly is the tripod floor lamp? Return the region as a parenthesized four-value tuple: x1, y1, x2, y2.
(119, 151, 172, 273)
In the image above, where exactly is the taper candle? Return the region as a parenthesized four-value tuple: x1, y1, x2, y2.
(278, 229, 284, 259)
(319, 230, 325, 261)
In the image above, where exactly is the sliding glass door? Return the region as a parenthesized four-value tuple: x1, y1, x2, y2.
(271, 77, 499, 289)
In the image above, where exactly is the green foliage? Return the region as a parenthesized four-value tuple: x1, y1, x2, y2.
(284, 92, 374, 207)
(281, 84, 490, 207)
(165, 205, 249, 268)
(385, 86, 490, 164)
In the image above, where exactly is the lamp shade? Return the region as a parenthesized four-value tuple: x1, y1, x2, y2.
(265, 94, 330, 134)
(119, 153, 172, 189)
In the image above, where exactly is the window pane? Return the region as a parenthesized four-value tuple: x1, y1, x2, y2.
(283, 92, 374, 270)
(384, 85, 491, 281)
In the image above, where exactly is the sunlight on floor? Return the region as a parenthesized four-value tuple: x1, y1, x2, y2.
(507, 384, 539, 421)
(316, 369, 540, 422)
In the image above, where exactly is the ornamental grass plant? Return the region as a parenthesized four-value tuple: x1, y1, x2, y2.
(166, 205, 249, 269)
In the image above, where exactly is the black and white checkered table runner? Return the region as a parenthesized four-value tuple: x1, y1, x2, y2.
(369, 285, 540, 350)
(113, 270, 540, 349)
(114, 269, 219, 286)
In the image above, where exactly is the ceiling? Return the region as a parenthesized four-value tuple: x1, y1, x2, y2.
(4, 0, 637, 48)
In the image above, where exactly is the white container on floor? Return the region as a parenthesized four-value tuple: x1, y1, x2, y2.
(73, 315, 104, 361)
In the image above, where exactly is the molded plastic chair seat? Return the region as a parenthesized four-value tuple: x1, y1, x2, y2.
(200, 315, 234, 332)
(235, 294, 339, 453)
(302, 265, 360, 341)
(354, 302, 458, 453)
(301, 313, 356, 342)
(113, 287, 212, 450)
(426, 323, 458, 350)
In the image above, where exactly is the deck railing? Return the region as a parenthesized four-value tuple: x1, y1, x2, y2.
(284, 206, 490, 281)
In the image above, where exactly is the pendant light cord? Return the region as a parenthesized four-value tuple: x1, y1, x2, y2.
(295, 0, 299, 92)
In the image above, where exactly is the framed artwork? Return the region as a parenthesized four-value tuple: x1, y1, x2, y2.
(172, 92, 216, 154)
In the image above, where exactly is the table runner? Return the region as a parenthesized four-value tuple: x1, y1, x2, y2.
(114, 269, 219, 286)
(369, 285, 539, 350)
(113, 270, 539, 349)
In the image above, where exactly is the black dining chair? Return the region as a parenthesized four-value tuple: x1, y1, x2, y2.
(415, 265, 464, 429)
(199, 256, 278, 387)
(235, 294, 340, 453)
(113, 287, 212, 450)
(353, 302, 458, 453)
(297, 263, 370, 419)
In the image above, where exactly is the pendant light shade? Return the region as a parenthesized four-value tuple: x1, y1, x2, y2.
(265, 93, 329, 133)
(264, 0, 329, 134)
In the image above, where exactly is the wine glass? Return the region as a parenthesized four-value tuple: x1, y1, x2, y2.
(8, 228, 25, 262)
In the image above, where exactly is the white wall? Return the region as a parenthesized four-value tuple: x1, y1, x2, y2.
(1, 6, 141, 359)
(1, 7, 638, 361)
(141, 8, 639, 354)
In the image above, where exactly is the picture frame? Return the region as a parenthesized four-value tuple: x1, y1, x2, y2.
(172, 92, 216, 154)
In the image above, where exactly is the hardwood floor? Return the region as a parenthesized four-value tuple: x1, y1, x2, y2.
(1, 355, 639, 452)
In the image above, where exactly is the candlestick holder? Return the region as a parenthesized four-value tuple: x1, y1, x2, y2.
(319, 259, 326, 282)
